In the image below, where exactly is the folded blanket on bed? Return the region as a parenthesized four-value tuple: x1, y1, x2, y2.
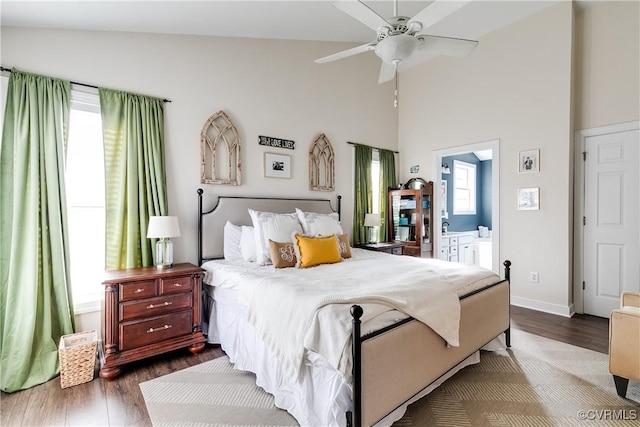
(241, 253, 500, 383)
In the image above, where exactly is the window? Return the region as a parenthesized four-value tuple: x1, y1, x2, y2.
(66, 89, 105, 313)
(371, 150, 380, 215)
(453, 160, 476, 215)
(0, 80, 105, 313)
(0, 75, 8, 151)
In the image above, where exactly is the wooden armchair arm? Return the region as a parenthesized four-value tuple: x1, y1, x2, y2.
(621, 292, 640, 309)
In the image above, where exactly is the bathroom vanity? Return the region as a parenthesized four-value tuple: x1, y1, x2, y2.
(439, 231, 492, 270)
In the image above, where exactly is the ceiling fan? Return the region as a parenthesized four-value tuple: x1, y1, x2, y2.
(315, 0, 479, 84)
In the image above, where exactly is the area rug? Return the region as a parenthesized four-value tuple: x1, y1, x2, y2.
(140, 329, 639, 426)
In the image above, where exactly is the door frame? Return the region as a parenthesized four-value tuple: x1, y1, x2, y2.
(573, 120, 640, 314)
(433, 139, 500, 273)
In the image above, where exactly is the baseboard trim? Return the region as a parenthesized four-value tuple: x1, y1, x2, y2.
(511, 296, 573, 317)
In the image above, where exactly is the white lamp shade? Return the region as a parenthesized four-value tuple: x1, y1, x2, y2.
(147, 216, 181, 238)
(364, 213, 382, 227)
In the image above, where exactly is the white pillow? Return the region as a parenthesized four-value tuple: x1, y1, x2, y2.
(295, 208, 343, 237)
(223, 221, 243, 261)
(248, 209, 302, 265)
(240, 225, 257, 262)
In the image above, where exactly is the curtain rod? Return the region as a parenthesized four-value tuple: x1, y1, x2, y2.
(0, 66, 172, 103)
(347, 141, 399, 154)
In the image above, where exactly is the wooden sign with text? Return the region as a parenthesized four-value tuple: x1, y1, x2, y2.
(258, 135, 295, 150)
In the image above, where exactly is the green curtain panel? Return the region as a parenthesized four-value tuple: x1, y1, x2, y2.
(378, 149, 397, 242)
(352, 144, 372, 246)
(0, 70, 75, 393)
(99, 88, 167, 270)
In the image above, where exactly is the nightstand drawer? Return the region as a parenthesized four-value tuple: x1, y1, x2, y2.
(392, 246, 404, 255)
(120, 293, 192, 321)
(160, 275, 192, 295)
(120, 311, 192, 351)
(403, 246, 421, 257)
(120, 280, 157, 301)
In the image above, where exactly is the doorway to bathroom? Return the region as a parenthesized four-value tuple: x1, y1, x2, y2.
(434, 139, 500, 273)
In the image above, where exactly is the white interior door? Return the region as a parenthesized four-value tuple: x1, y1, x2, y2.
(583, 129, 640, 318)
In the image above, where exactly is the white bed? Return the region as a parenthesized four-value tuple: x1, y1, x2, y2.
(196, 190, 511, 427)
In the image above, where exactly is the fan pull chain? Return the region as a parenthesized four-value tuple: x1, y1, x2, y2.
(394, 67, 399, 108)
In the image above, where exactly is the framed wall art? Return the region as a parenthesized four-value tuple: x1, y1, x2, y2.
(517, 187, 540, 210)
(264, 152, 291, 179)
(309, 133, 335, 191)
(518, 149, 540, 173)
(200, 110, 241, 185)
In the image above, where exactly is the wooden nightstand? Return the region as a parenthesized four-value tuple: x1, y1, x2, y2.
(357, 242, 406, 255)
(99, 262, 207, 380)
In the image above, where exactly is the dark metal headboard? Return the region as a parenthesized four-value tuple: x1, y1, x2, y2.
(197, 189, 342, 265)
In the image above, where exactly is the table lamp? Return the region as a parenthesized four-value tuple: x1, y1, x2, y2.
(147, 216, 181, 268)
(364, 213, 381, 244)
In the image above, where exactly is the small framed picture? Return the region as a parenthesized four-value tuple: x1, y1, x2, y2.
(264, 152, 291, 179)
(518, 149, 540, 173)
(517, 187, 540, 210)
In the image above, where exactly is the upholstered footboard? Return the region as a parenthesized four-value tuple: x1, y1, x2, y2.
(350, 267, 511, 427)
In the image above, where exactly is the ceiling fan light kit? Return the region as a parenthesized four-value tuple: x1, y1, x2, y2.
(374, 34, 419, 64)
(315, 0, 478, 85)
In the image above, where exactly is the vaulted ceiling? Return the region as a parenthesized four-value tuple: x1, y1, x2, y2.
(2, 1, 558, 44)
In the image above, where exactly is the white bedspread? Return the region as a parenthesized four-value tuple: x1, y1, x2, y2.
(202, 249, 501, 383)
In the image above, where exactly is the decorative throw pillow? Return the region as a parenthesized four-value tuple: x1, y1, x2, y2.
(295, 208, 343, 237)
(223, 221, 243, 261)
(249, 209, 302, 265)
(240, 225, 257, 262)
(268, 240, 297, 268)
(292, 233, 342, 268)
(336, 234, 352, 259)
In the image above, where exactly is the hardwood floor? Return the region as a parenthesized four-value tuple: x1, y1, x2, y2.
(511, 305, 610, 354)
(0, 306, 609, 427)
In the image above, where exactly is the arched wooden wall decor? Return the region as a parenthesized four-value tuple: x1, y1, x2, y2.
(309, 133, 335, 192)
(200, 110, 241, 185)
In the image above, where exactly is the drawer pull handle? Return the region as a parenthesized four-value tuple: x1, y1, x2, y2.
(135, 288, 145, 293)
(147, 324, 172, 333)
(147, 301, 172, 309)
(173, 283, 182, 287)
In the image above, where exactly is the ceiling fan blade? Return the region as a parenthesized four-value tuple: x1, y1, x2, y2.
(418, 35, 478, 58)
(397, 35, 478, 72)
(378, 61, 396, 84)
(408, 0, 470, 32)
(314, 43, 376, 64)
(334, 0, 390, 32)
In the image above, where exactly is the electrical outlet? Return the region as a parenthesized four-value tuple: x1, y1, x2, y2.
(529, 272, 539, 283)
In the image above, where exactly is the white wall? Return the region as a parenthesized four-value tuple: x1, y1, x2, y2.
(399, 2, 575, 315)
(1, 26, 399, 263)
(573, 1, 640, 130)
(398, 1, 639, 316)
(1, 27, 399, 331)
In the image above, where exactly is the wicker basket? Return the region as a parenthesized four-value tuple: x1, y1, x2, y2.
(58, 330, 98, 389)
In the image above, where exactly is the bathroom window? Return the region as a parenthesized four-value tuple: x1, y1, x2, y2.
(453, 160, 476, 215)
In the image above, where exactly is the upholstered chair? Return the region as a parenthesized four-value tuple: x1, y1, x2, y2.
(608, 292, 640, 398)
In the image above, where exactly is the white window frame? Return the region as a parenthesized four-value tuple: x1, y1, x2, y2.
(371, 150, 380, 215)
(453, 160, 477, 215)
(67, 87, 105, 314)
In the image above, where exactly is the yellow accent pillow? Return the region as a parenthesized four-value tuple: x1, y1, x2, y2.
(293, 234, 342, 268)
